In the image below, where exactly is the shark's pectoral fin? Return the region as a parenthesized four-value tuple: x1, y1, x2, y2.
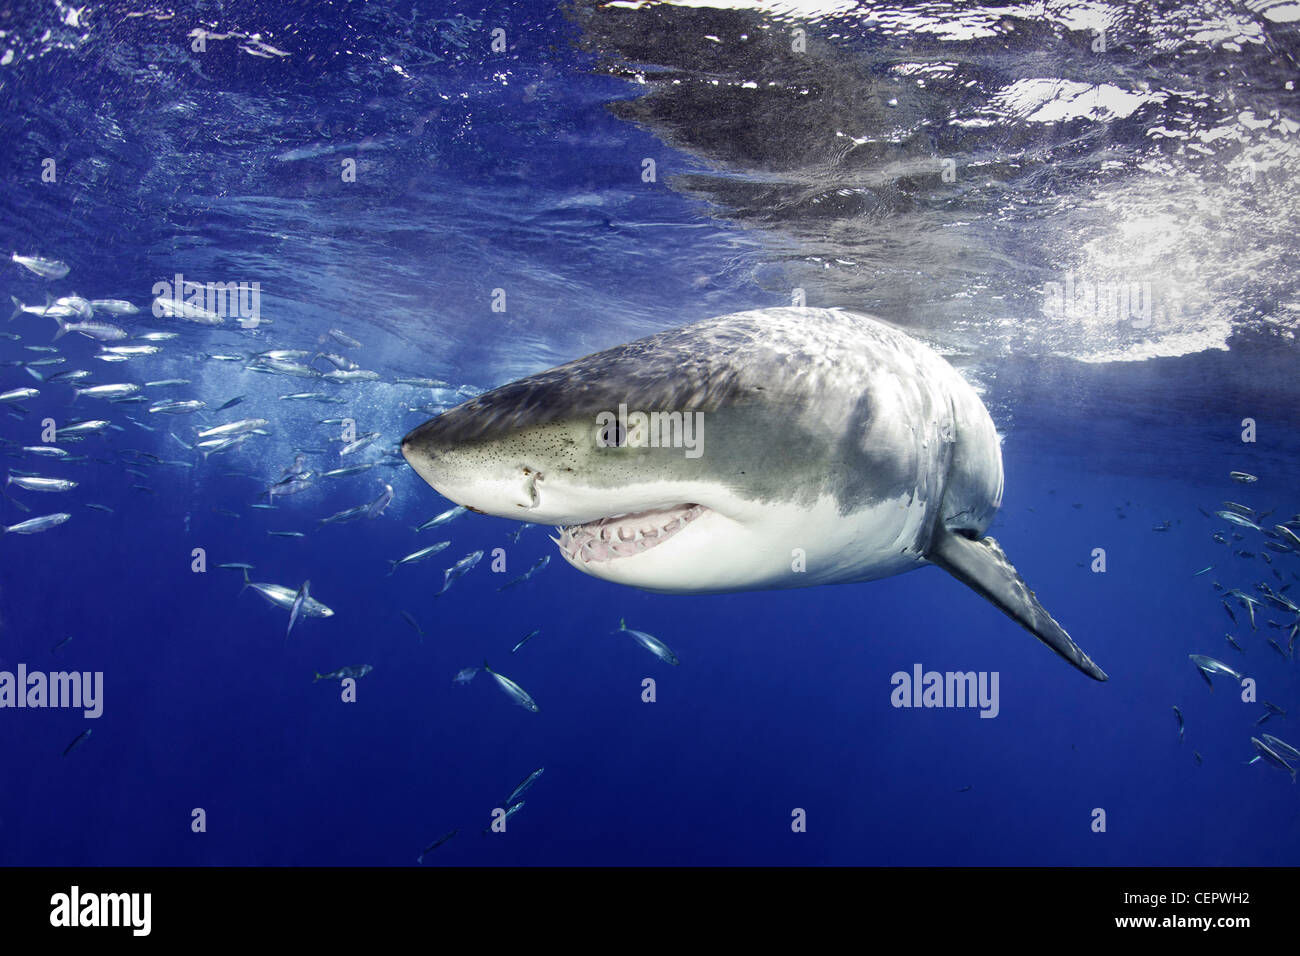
(928, 530, 1108, 681)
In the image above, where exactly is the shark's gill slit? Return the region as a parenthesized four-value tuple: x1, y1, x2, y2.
(521, 471, 539, 508)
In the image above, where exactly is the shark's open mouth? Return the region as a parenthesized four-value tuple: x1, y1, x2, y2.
(552, 503, 708, 563)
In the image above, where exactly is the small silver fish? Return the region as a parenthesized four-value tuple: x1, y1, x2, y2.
(506, 767, 544, 805)
(481, 662, 539, 712)
(200, 433, 252, 458)
(314, 664, 372, 682)
(241, 569, 334, 618)
(616, 618, 680, 665)
(386, 541, 450, 575)
(416, 505, 467, 532)
(437, 550, 483, 596)
(75, 383, 139, 400)
(401, 611, 424, 639)
(7, 474, 77, 492)
(62, 727, 92, 756)
(1216, 511, 1261, 531)
(497, 555, 551, 592)
(196, 418, 269, 440)
(3, 512, 71, 534)
(148, 399, 206, 415)
(416, 828, 457, 863)
(327, 328, 363, 348)
(53, 316, 127, 341)
(12, 253, 70, 279)
(1188, 653, 1242, 690)
(314, 352, 358, 371)
(89, 299, 140, 315)
(153, 296, 223, 324)
(1229, 471, 1258, 483)
(365, 484, 394, 519)
(339, 431, 381, 456)
(317, 504, 369, 526)
(55, 420, 110, 437)
(1250, 736, 1296, 782)
(483, 800, 526, 833)
(511, 629, 540, 654)
(1262, 734, 1300, 762)
(322, 369, 379, 383)
(320, 463, 375, 478)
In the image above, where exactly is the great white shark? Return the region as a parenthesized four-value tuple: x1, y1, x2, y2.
(402, 307, 1107, 680)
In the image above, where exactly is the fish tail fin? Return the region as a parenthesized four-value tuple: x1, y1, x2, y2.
(240, 567, 250, 592)
(52, 314, 68, 340)
(9, 296, 23, 321)
(313, 673, 322, 682)
(928, 530, 1108, 681)
(618, 617, 626, 630)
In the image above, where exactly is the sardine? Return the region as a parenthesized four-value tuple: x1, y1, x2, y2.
(482, 661, 539, 712)
(616, 618, 680, 665)
(12, 253, 70, 279)
(3, 512, 71, 534)
(241, 569, 334, 618)
(416, 828, 457, 863)
(386, 541, 450, 575)
(511, 629, 540, 654)
(437, 550, 483, 596)
(7, 474, 77, 492)
(416, 505, 466, 532)
(1250, 737, 1296, 782)
(505, 767, 544, 805)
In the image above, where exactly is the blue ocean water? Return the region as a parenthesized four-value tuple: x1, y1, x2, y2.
(1, 0, 1298, 866)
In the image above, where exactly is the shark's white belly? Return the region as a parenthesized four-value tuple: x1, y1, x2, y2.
(556, 480, 938, 594)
